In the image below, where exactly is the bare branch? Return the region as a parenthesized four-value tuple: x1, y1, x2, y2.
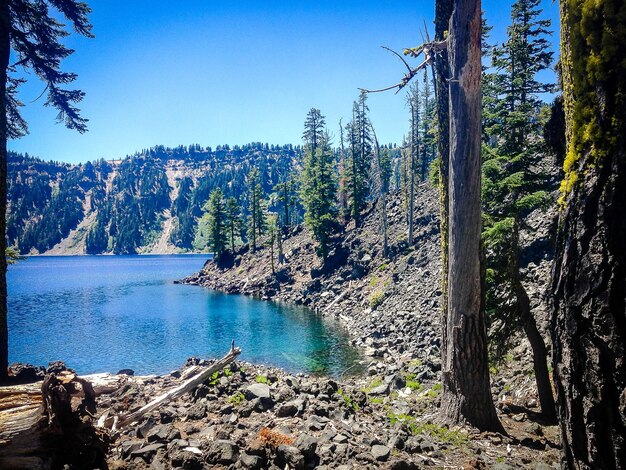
(381, 45, 412, 73)
(360, 40, 447, 95)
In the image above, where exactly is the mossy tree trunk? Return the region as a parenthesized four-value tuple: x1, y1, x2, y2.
(551, 0, 626, 467)
(440, 0, 503, 432)
(0, 0, 9, 383)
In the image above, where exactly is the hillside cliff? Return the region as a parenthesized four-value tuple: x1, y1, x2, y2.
(7, 144, 301, 255)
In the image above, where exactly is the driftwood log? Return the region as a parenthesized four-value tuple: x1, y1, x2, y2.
(101, 344, 241, 430)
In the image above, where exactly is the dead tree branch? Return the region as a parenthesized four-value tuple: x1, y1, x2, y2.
(359, 40, 447, 94)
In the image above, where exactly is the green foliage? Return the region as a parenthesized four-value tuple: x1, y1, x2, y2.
(387, 413, 468, 447)
(228, 392, 246, 406)
(404, 373, 422, 391)
(5, 247, 22, 265)
(300, 109, 338, 259)
(337, 388, 359, 411)
(247, 168, 267, 251)
(225, 197, 243, 251)
(343, 92, 372, 225)
(369, 290, 385, 310)
(205, 188, 228, 259)
(255, 375, 270, 384)
(481, 0, 558, 361)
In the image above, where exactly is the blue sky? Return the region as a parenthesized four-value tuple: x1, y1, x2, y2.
(8, 0, 560, 164)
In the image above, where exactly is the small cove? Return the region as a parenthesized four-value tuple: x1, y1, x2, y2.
(7, 255, 361, 376)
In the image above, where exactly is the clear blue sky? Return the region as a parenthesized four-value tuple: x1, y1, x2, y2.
(8, 0, 560, 164)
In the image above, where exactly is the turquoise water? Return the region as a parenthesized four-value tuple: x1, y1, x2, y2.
(7, 255, 360, 376)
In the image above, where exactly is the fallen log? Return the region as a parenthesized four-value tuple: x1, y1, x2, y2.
(111, 343, 241, 429)
(0, 367, 109, 469)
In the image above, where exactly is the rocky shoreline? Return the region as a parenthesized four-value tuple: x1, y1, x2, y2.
(99, 355, 560, 470)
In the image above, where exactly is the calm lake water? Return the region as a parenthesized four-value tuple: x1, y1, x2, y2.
(7, 255, 361, 376)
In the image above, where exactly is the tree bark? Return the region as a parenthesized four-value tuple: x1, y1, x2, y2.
(0, 0, 9, 384)
(441, 0, 503, 432)
(435, 0, 452, 375)
(551, 0, 626, 467)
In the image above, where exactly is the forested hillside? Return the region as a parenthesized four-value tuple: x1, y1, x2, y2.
(7, 144, 306, 254)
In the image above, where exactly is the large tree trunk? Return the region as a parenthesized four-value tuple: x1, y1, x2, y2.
(551, 0, 626, 468)
(510, 218, 557, 423)
(0, 0, 9, 384)
(441, 0, 503, 432)
(435, 0, 452, 363)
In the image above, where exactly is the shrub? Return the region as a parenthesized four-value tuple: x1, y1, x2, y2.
(369, 290, 385, 309)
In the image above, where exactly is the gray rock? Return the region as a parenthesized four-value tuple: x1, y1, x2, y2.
(277, 444, 305, 470)
(185, 402, 206, 420)
(294, 433, 318, 461)
(240, 451, 264, 469)
(206, 439, 239, 465)
(246, 383, 271, 399)
(371, 444, 391, 461)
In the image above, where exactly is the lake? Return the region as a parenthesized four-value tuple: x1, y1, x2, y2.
(7, 255, 361, 376)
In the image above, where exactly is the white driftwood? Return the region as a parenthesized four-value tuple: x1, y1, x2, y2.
(116, 345, 241, 428)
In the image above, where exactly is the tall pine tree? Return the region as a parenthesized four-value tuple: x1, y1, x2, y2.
(300, 109, 337, 259)
(482, 0, 557, 422)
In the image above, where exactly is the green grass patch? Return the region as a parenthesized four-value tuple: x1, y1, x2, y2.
(256, 375, 270, 384)
(228, 392, 246, 406)
(369, 396, 384, 405)
(404, 373, 422, 391)
(378, 263, 389, 271)
(337, 389, 359, 411)
(369, 290, 385, 309)
(362, 377, 383, 393)
(388, 413, 468, 447)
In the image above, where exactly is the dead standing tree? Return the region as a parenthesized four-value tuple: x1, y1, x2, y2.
(361, 0, 503, 432)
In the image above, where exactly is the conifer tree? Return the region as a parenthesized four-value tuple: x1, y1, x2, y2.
(246, 167, 266, 251)
(225, 197, 242, 252)
(345, 92, 371, 226)
(300, 109, 337, 259)
(205, 188, 228, 260)
(482, 0, 557, 422)
(0, 0, 93, 382)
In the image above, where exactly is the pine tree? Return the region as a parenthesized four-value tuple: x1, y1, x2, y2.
(344, 92, 371, 226)
(482, 0, 557, 422)
(246, 167, 265, 251)
(486, 0, 554, 153)
(225, 197, 242, 252)
(0, 0, 93, 382)
(300, 109, 337, 259)
(205, 188, 228, 260)
(439, 0, 504, 432)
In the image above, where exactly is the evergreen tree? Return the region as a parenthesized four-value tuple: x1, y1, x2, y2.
(482, 0, 557, 422)
(300, 109, 337, 259)
(420, 70, 436, 180)
(246, 167, 266, 251)
(0, 0, 93, 381)
(486, 0, 554, 152)
(225, 197, 242, 251)
(205, 188, 228, 260)
(344, 92, 371, 226)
